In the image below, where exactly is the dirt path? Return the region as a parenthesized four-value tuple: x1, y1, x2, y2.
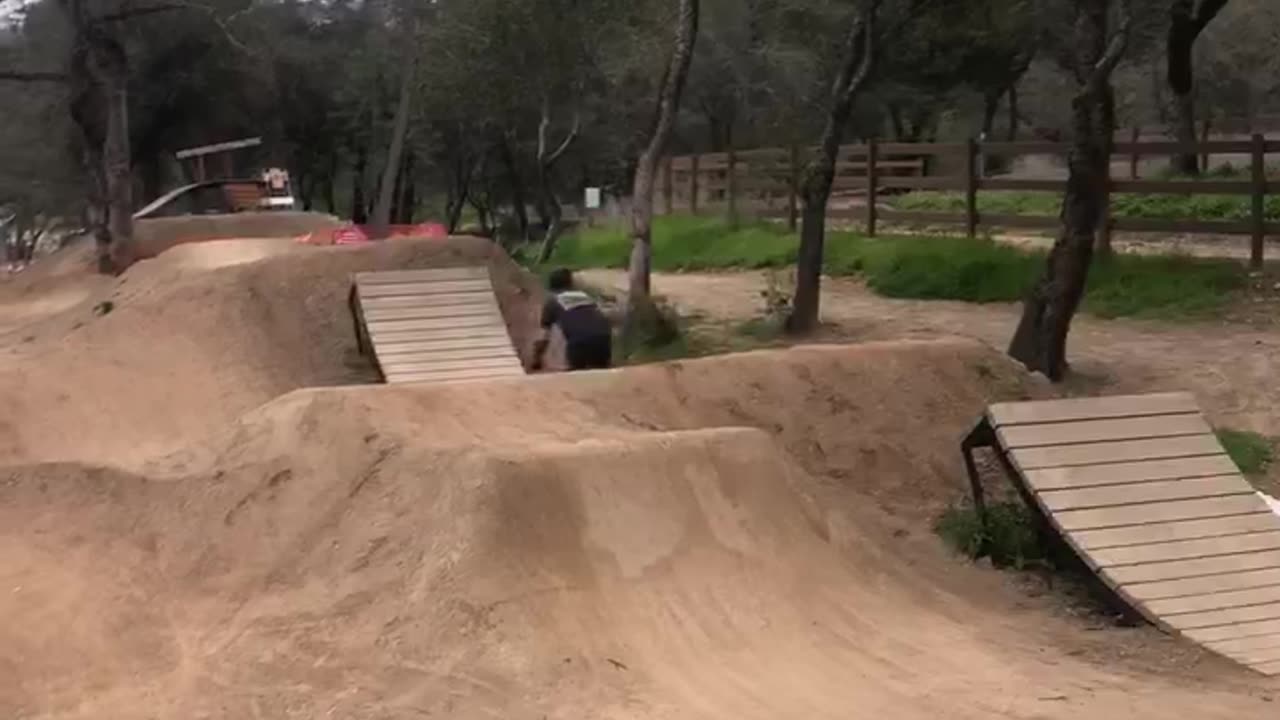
(582, 270, 1280, 438)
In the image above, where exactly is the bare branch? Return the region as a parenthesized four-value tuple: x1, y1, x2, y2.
(546, 112, 581, 166)
(0, 70, 67, 82)
(99, 3, 183, 22)
(1094, 0, 1132, 77)
(98, 0, 253, 53)
(841, 0, 880, 105)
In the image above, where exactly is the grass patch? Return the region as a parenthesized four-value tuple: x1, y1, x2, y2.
(1217, 428, 1274, 476)
(894, 190, 1280, 222)
(935, 501, 1052, 570)
(549, 215, 1248, 320)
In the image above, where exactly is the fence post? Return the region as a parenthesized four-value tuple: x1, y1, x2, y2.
(726, 143, 738, 227)
(787, 145, 800, 232)
(1098, 172, 1114, 257)
(1129, 126, 1140, 179)
(662, 156, 674, 215)
(964, 138, 978, 238)
(866, 139, 879, 237)
(689, 153, 700, 215)
(1251, 133, 1266, 270)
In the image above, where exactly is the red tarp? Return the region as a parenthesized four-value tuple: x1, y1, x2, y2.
(295, 222, 448, 246)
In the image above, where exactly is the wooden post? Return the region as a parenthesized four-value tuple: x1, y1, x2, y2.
(1200, 118, 1212, 172)
(1098, 171, 1114, 257)
(662, 156, 674, 215)
(866, 139, 879, 237)
(726, 143, 738, 227)
(787, 145, 800, 232)
(1129, 126, 1140, 180)
(195, 155, 206, 183)
(1251, 133, 1266, 270)
(689, 153, 700, 215)
(964, 138, 979, 238)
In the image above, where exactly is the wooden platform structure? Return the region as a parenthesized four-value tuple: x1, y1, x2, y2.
(963, 392, 1280, 676)
(349, 267, 525, 385)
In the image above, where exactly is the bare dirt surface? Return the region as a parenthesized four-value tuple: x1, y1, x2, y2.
(583, 269, 1280, 435)
(1, 242, 1277, 718)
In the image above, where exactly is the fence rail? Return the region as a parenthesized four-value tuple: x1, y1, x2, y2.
(656, 136, 1280, 268)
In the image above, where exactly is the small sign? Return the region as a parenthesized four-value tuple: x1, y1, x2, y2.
(584, 187, 602, 209)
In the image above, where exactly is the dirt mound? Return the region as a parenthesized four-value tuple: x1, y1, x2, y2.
(3, 340, 1274, 718)
(133, 211, 343, 260)
(0, 236, 543, 467)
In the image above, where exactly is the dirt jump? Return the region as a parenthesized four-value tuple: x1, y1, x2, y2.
(1, 234, 1276, 718)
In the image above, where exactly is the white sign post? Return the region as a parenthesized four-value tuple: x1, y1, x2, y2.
(584, 187, 602, 209)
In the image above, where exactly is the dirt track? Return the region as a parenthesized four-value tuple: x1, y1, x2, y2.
(2, 239, 1277, 717)
(582, 270, 1280, 437)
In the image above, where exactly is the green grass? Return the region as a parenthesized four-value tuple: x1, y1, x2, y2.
(894, 190, 1280, 222)
(936, 501, 1051, 570)
(550, 215, 1248, 320)
(1217, 428, 1274, 476)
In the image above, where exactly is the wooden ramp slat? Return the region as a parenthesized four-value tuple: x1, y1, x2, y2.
(1106, 550, 1280, 585)
(356, 267, 490, 283)
(1073, 513, 1279, 550)
(1012, 434, 1225, 470)
(351, 267, 525, 386)
(1253, 660, 1280, 676)
(1039, 475, 1249, 511)
(1024, 455, 1240, 491)
(988, 392, 1198, 426)
(1127, 567, 1280, 601)
(376, 337, 518, 356)
(1145, 583, 1280, 615)
(358, 279, 494, 298)
(1164, 601, 1280, 631)
(385, 366, 525, 384)
(1206, 633, 1280, 654)
(369, 327, 513, 345)
(1090, 531, 1280, 567)
(367, 315, 510, 334)
(359, 292, 496, 310)
(998, 413, 1210, 449)
(363, 303, 499, 322)
(983, 391, 1280, 676)
(1054, 495, 1266, 531)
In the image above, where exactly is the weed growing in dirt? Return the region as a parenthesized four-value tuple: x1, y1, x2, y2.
(935, 501, 1052, 570)
(1084, 254, 1244, 319)
(616, 296, 712, 364)
(551, 215, 1250, 319)
(1217, 428, 1274, 476)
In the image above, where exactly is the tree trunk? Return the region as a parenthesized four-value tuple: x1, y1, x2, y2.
(1007, 85, 1020, 141)
(981, 92, 1003, 175)
(626, 0, 700, 314)
(90, 29, 133, 272)
(497, 131, 530, 244)
(534, 100, 581, 264)
(351, 138, 369, 224)
(397, 152, 417, 225)
(1008, 0, 1131, 381)
(1167, 0, 1230, 177)
(787, 0, 879, 335)
(370, 62, 413, 239)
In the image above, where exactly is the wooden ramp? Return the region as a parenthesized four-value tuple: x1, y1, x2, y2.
(964, 392, 1280, 676)
(349, 267, 525, 385)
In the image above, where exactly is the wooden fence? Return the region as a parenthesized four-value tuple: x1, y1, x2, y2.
(655, 136, 1280, 268)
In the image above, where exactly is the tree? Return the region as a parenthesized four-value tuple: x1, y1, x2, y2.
(626, 0, 699, 312)
(1007, 0, 1133, 381)
(786, 0, 880, 335)
(1166, 0, 1228, 176)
